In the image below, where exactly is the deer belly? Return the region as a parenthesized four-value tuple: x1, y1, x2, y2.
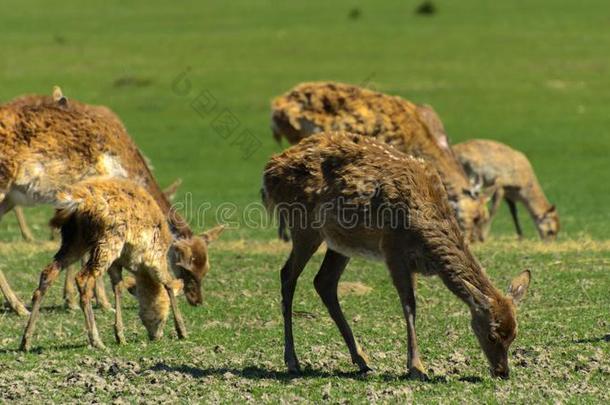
(322, 227, 385, 262)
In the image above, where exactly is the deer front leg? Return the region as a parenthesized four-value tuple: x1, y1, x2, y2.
(13, 207, 34, 242)
(313, 249, 372, 373)
(108, 265, 125, 345)
(165, 283, 187, 340)
(506, 199, 524, 240)
(0, 270, 29, 316)
(387, 259, 427, 380)
(20, 261, 62, 351)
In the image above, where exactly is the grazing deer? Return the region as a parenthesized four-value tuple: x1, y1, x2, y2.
(453, 139, 559, 241)
(262, 132, 531, 379)
(271, 81, 487, 242)
(0, 88, 223, 316)
(20, 178, 190, 350)
(62, 178, 185, 311)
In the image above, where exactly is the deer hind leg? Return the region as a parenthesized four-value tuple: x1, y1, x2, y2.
(75, 244, 122, 349)
(281, 230, 322, 374)
(0, 269, 29, 316)
(13, 207, 34, 242)
(65, 257, 112, 312)
(313, 249, 372, 373)
(20, 259, 70, 351)
(94, 275, 113, 312)
(506, 199, 523, 240)
(386, 254, 427, 380)
(107, 264, 126, 345)
(63, 265, 79, 311)
(482, 187, 505, 240)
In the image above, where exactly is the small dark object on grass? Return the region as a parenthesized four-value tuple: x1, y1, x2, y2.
(53, 35, 67, 45)
(348, 7, 362, 20)
(416, 1, 437, 16)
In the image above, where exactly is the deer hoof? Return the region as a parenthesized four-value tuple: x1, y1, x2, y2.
(286, 361, 301, 375)
(407, 366, 429, 381)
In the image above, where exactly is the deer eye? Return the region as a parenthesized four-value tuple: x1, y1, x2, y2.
(488, 333, 498, 343)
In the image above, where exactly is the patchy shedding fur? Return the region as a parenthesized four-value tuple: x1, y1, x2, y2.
(453, 139, 559, 241)
(262, 132, 531, 378)
(0, 91, 222, 306)
(270, 82, 487, 240)
(20, 178, 188, 350)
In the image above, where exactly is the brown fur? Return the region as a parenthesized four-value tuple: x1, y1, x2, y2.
(0, 91, 222, 306)
(20, 178, 188, 350)
(262, 132, 531, 378)
(270, 81, 487, 240)
(453, 139, 559, 241)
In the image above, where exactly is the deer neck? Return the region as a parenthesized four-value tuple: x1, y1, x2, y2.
(423, 222, 502, 310)
(520, 179, 552, 222)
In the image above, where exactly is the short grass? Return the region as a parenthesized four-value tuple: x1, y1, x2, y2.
(0, 0, 609, 402)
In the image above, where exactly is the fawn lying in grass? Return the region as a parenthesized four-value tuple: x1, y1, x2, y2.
(262, 132, 531, 379)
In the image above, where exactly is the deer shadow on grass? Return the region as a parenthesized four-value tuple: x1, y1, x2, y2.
(149, 362, 452, 384)
(572, 334, 610, 344)
(0, 303, 129, 316)
(0, 342, 87, 354)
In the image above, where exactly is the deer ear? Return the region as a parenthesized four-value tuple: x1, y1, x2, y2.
(508, 270, 531, 305)
(200, 224, 225, 244)
(463, 280, 492, 311)
(163, 178, 182, 201)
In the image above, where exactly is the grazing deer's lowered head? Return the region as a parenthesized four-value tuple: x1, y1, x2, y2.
(169, 224, 225, 305)
(536, 205, 559, 241)
(464, 270, 531, 378)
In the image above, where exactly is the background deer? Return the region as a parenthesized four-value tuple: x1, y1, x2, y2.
(453, 139, 559, 241)
(262, 132, 531, 379)
(20, 178, 189, 351)
(271, 81, 488, 242)
(0, 89, 223, 315)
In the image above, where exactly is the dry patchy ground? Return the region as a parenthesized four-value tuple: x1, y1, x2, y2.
(0, 237, 608, 403)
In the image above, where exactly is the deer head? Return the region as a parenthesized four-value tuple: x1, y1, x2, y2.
(536, 205, 559, 241)
(135, 271, 171, 340)
(464, 270, 531, 378)
(170, 225, 225, 306)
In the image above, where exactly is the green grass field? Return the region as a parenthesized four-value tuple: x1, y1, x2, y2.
(0, 0, 608, 402)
